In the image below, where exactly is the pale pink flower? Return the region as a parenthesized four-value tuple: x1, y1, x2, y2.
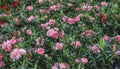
(27, 29, 32, 35)
(50, 5, 57, 11)
(104, 35, 109, 41)
(62, 16, 68, 22)
(116, 35, 120, 42)
(10, 48, 21, 61)
(95, 5, 100, 10)
(67, 3, 73, 7)
(91, 44, 100, 53)
(39, 9, 45, 14)
(48, 19, 55, 25)
(75, 7, 80, 11)
(46, 29, 55, 37)
(82, 6, 87, 12)
(89, 16, 94, 22)
(11, 37, 17, 45)
(54, 27, 59, 31)
(26, 6, 34, 11)
(73, 16, 80, 22)
(27, 15, 35, 22)
(54, 43, 63, 50)
(52, 63, 70, 69)
(17, 31, 21, 36)
(81, 58, 88, 64)
(101, 2, 108, 7)
(115, 50, 120, 55)
(19, 49, 26, 55)
(68, 18, 75, 24)
(36, 37, 44, 46)
(75, 58, 80, 63)
(18, 37, 24, 42)
(37, 48, 45, 55)
(2, 40, 11, 49)
(60, 30, 65, 38)
(0, 61, 5, 67)
(40, 24, 46, 29)
(75, 41, 81, 47)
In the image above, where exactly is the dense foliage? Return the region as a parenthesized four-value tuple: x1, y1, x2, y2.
(0, 0, 120, 69)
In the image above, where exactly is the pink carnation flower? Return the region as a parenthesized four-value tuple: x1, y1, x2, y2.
(54, 43, 63, 50)
(101, 2, 108, 7)
(27, 29, 32, 35)
(37, 48, 45, 55)
(50, 5, 57, 11)
(10, 48, 21, 61)
(81, 58, 88, 64)
(26, 6, 34, 11)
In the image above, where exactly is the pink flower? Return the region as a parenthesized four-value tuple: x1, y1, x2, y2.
(19, 49, 26, 55)
(60, 30, 65, 38)
(75, 58, 80, 63)
(62, 16, 68, 22)
(54, 27, 59, 31)
(82, 6, 87, 12)
(5, 45, 11, 52)
(75, 7, 80, 11)
(40, 24, 46, 29)
(10, 48, 21, 61)
(73, 16, 80, 22)
(0, 61, 5, 67)
(39, 9, 45, 14)
(11, 37, 17, 45)
(89, 16, 94, 22)
(27, 29, 32, 35)
(53, 31, 59, 38)
(26, 6, 34, 11)
(101, 2, 108, 7)
(48, 19, 55, 25)
(115, 51, 120, 55)
(75, 41, 81, 47)
(50, 5, 57, 11)
(36, 37, 44, 46)
(68, 18, 75, 24)
(27, 15, 35, 22)
(18, 37, 24, 42)
(91, 44, 100, 53)
(54, 43, 63, 50)
(17, 31, 21, 36)
(95, 5, 100, 10)
(0, 53, 3, 60)
(104, 35, 109, 41)
(116, 35, 120, 42)
(52, 63, 70, 69)
(37, 48, 45, 55)
(46, 29, 55, 37)
(2, 40, 11, 49)
(81, 58, 88, 64)
(67, 3, 73, 7)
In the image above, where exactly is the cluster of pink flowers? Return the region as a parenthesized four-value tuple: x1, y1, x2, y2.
(46, 29, 59, 39)
(81, 30, 95, 38)
(75, 58, 88, 64)
(10, 48, 26, 61)
(52, 62, 70, 69)
(54, 42, 63, 50)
